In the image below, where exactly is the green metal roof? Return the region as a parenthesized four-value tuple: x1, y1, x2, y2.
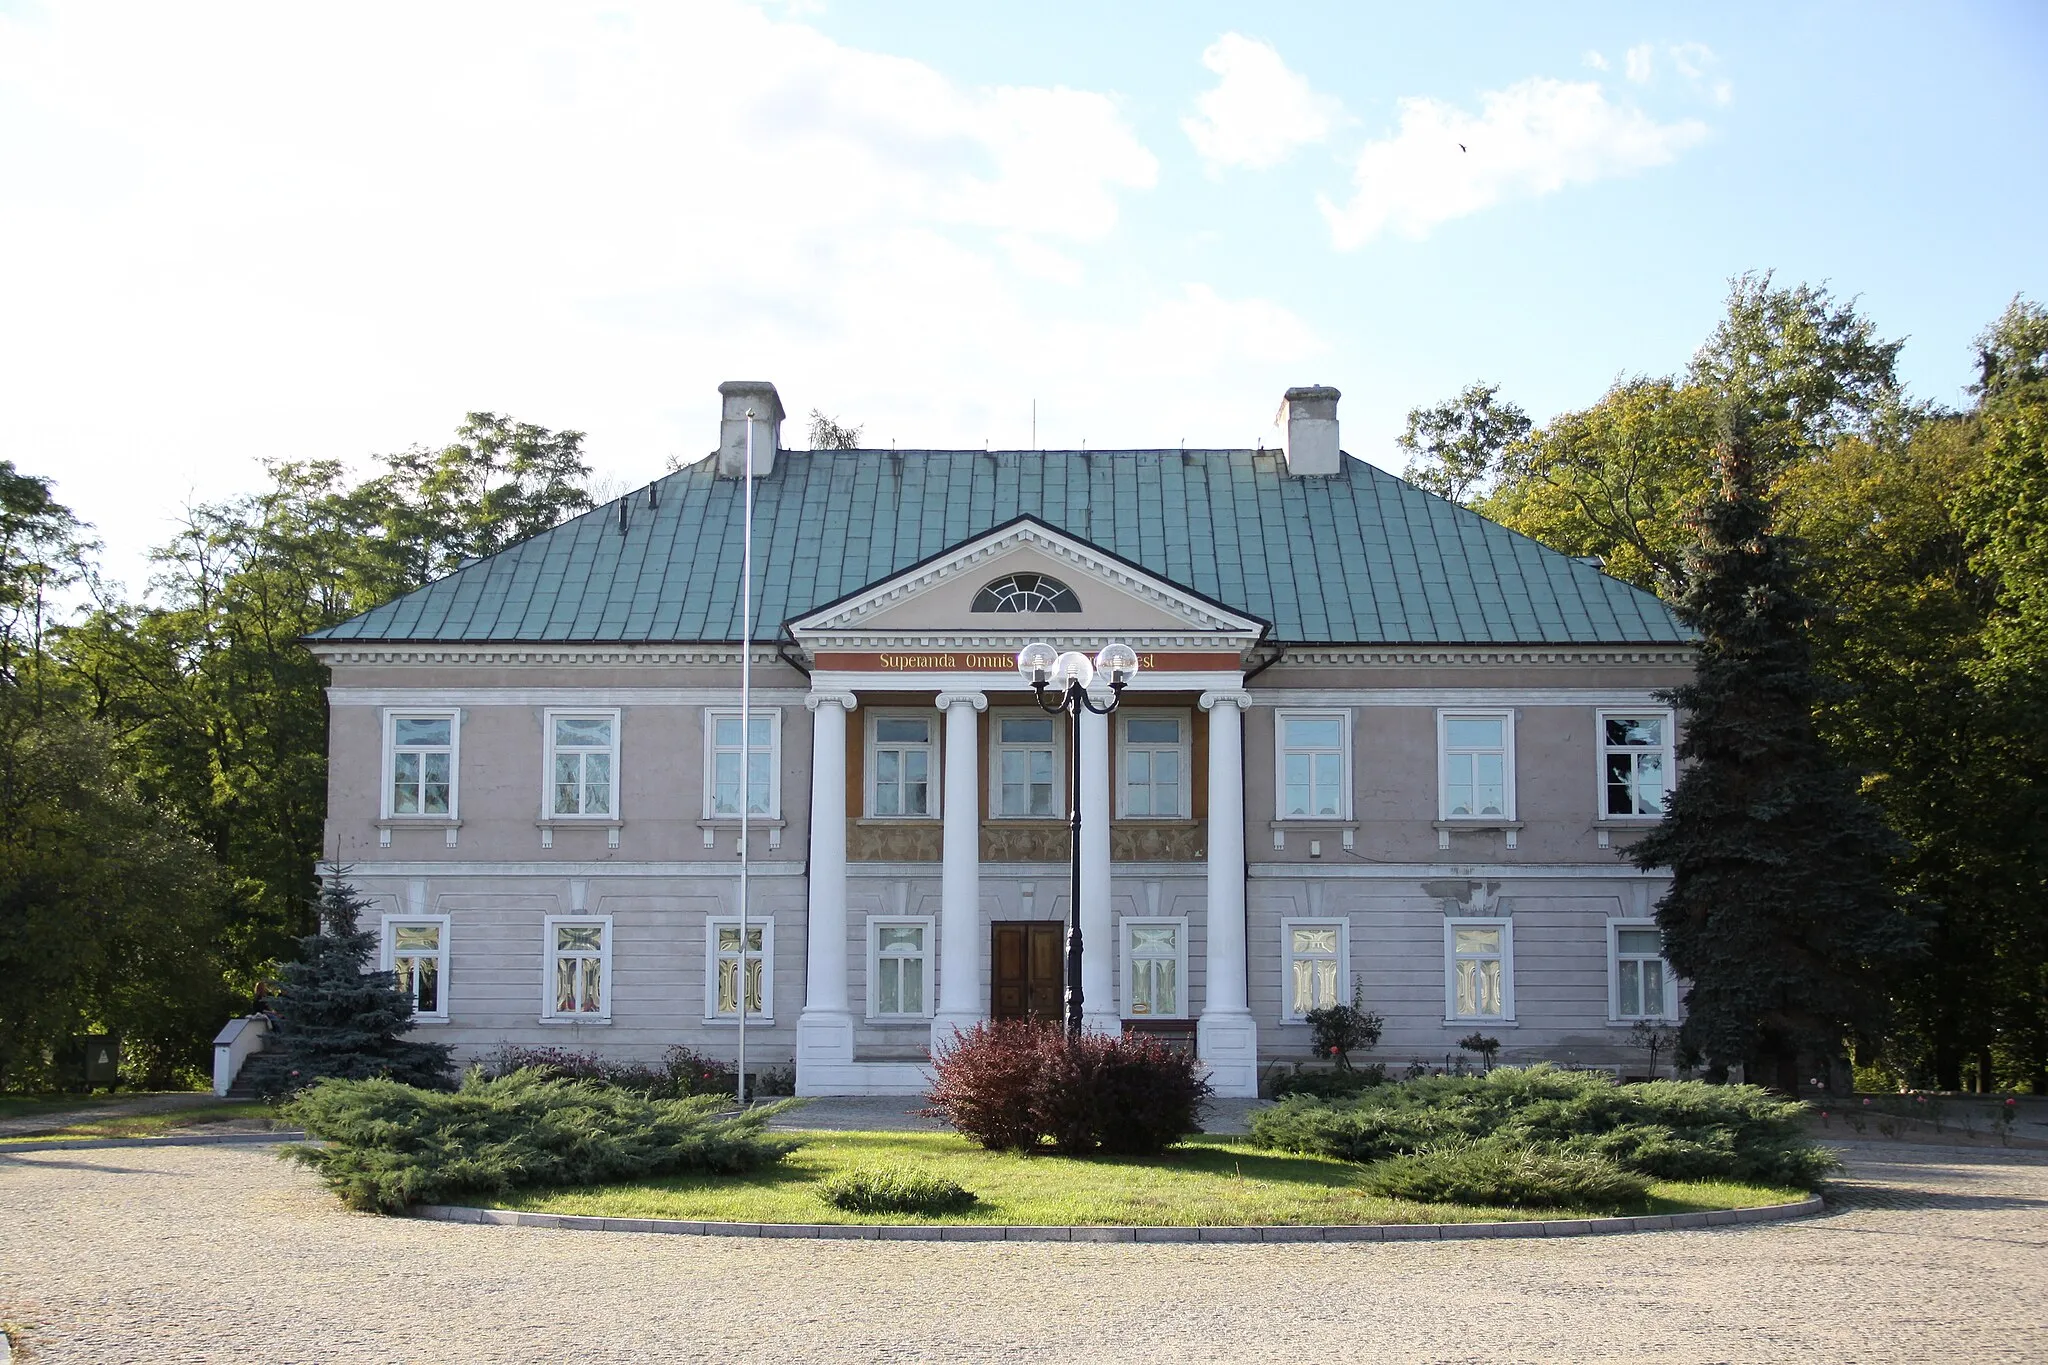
(308, 449, 1688, 647)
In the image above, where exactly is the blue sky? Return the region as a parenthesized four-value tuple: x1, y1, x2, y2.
(2, 1, 2043, 594)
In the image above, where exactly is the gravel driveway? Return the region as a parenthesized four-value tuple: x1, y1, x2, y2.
(3, 1139, 2044, 1363)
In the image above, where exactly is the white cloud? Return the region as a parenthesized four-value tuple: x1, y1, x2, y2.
(1668, 42, 1734, 106)
(0, 1, 1328, 591)
(1583, 50, 1610, 72)
(1317, 77, 1709, 249)
(1182, 32, 1342, 171)
(1625, 44, 1655, 84)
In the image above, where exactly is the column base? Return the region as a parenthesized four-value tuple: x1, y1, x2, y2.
(929, 1011, 985, 1058)
(1082, 1007, 1121, 1037)
(794, 1009, 855, 1096)
(1197, 1010, 1260, 1098)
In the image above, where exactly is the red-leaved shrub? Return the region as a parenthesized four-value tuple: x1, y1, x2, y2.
(925, 1019, 1212, 1155)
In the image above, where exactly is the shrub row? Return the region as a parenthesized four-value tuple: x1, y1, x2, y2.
(480, 1044, 794, 1099)
(1362, 1138, 1651, 1210)
(1251, 1065, 1838, 1189)
(284, 1070, 800, 1212)
(924, 1019, 1212, 1155)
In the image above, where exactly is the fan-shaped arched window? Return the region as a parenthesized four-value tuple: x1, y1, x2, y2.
(972, 572, 1081, 613)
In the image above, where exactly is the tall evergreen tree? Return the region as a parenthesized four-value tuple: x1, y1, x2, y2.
(1632, 430, 1919, 1095)
(246, 879, 453, 1095)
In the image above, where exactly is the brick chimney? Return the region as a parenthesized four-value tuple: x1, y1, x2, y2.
(716, 380, 784, 478)
(1276, 385, 1341, 476)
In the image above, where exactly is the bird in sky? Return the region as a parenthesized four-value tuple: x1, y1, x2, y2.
(1458, 142, 1467, 152)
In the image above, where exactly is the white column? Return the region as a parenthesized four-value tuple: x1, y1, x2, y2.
(932, 691, 987, 1055)
(1079, 701, 1117, 1035)
(1197, 690, 1258, 1096)
(796, 691, 856, 1094)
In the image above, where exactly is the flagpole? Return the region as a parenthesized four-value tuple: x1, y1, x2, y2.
(737, 408, 754, 1106)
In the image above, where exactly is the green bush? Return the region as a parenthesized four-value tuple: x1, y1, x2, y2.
(283, 1070, 800, 1213)
(1364, 1138, 1649, 1210)
(1250, 1065, 1839, 1189)
(1267, 1063, 1388, 1101)
(817, 1164, 976, 1215)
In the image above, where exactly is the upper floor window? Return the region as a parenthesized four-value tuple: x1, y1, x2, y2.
(546, 710, 619, 818)
(384, 710, 458, 818)
(705, 709, 780, 818)
(972, 572, 1081, 613)
(1276, 710, 1349, 819)
(1119, 711, 1189, 818)
(1599, 711, 1672, 818)
(993, 713, 1059, 817)
(868, 713, 937, 818)
(1439, 710, 1514, 819)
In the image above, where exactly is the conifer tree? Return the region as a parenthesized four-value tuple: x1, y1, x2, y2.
(247, 878, 453, 1095)
(1632, 428, 1919, 1095)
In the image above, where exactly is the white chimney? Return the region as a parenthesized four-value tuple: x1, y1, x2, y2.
(716, 380, 784, 478)
(1276, 385, 1341, 476)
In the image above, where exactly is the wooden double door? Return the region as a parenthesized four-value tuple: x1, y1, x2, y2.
(991, 922, 1065, 1021)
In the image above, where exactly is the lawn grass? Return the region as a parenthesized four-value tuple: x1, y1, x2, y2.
(0, 1100, 280, 1143)
(494, 1130, 1804, 1227)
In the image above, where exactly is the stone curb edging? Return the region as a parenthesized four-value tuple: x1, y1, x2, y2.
(0, 1130, 306, 1155)
(407, 1195, 1823, 1243)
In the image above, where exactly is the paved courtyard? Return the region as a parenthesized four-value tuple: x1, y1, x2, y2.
(3, 1138, 2044, 1363)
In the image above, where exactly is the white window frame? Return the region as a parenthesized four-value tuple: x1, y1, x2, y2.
(1437, 709, 1517, 821)
(865, 915, 937, 1020)
(1117, 709, 1192, 820)
(1280, 917, 1350, 1022)
(704, 917, 775, 1022)
(1118, 916, 1191, 1021)
(989, 709, 1064, 819)
(1596, 708, 1675, 821)
(542, 708, 622, 820)
(541, 914, 613, 1022)
(1444, 917, 1515, 1023)
(381, 914, 451, 1023)
(865, 710, 940, 819)
(1609, 918, 1677, 1021)
(1274, 709, 1352, 821)
(702, 707, 783, 820)
(380, 708, 461, 820)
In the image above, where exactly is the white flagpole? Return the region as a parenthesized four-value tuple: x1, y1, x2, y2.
(737, 408, 754, 1106)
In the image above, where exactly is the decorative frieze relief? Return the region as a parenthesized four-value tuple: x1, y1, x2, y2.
(848, 821, 944, 863)
(981, 824, 1070, 863)
(1111, 824, 1205, 863)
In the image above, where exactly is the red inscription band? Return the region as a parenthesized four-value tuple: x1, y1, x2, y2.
(813, 650, 1241, 673)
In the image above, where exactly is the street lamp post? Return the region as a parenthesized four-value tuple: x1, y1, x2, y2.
(1017, 641, 1140, 1036)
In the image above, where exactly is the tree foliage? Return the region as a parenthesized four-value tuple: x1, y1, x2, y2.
(242, 878, 454, 1096)
(1396, 381, 1529, 505)
(808, 409, 864, 450)
(1630, 433, 1920, 1093)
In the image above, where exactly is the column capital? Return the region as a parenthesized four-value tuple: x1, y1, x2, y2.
(1199, 689, 1252, 712)
(805, 690, 858, 713)
(935, 690, 988, 713)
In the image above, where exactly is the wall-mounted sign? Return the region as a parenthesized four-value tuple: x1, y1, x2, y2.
(813, 650, 1240, 674)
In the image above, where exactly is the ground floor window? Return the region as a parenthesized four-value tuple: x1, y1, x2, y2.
(1611, 920, 1675, 1019)
(1445, 918, 1513, 1021)
(382, 916, 450, 1021)
(868, 916, 934, 1018)
(1281, 918, 1347, 1020)
(707, 917, 774, 1020)
(1120, 917, 1188, 1019)
(543, 916, 611, 1020)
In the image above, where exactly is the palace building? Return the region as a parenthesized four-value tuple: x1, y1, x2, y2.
(307, 380, 1691, 1096)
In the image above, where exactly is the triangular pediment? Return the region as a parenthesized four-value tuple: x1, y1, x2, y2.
(787, 516, 1266, 649)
